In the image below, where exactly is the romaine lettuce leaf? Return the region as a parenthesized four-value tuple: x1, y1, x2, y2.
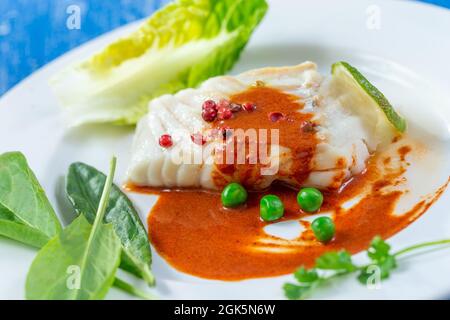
(51, 0, 268, 126)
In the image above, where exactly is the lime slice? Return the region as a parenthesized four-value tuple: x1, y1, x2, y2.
(331, 61, 406, 146)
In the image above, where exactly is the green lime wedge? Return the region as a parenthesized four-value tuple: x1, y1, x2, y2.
(331, 61, 406, 145)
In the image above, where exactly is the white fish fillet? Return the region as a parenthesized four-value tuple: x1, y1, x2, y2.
(127, 62, 375, 190)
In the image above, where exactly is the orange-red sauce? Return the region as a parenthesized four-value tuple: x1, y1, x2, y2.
(130, 155, 447, 281)
(211, 86, 317, 189)
(127, 86, 448, 281)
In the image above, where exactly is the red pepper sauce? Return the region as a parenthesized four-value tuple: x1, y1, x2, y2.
(130, 155, 448, 281)
(211, 86, 317, 189)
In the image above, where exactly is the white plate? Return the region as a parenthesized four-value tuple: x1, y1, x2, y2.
(1, 0, 450, 299)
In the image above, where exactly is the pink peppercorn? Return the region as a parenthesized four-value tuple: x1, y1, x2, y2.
(242, 102, 256, 112)
(202, 109, 217, 122)
(218, 107, 233, 120)
(202, 100, 217, 111)
(159, 134, 173, 148)
(268, 112, 284, 122)
(217, 99, 230, 109)
(202, 100, 218, 122)
(190, 133, 206, 145)
(229, 103, 242, 113)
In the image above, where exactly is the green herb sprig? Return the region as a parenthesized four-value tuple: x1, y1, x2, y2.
(284, 236, 450, 300)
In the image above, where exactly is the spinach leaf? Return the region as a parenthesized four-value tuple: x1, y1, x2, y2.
(26, 158, 121, 300)
(26, 215, 121, 299)
(0, 152, 62, 247)
(66, 162, 154, 285)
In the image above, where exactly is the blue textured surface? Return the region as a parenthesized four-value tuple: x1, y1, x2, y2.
(0, 0, 168, 95)
(420, 0, 450, 8)
(0, 0, 449, 95)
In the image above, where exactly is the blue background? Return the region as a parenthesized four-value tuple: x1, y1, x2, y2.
(0, 0, 449, 96)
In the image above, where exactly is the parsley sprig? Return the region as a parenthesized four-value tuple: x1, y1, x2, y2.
(283, 236, 450, 300)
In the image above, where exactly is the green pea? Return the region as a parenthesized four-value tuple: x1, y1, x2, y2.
(311, 216, 335, 243)
(221, 183, 248, 208)
(260, 195, 284, 221)
(297, 187, 323, 212)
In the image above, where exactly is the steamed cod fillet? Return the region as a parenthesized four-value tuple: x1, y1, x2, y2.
(127, 62, 376, 191)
